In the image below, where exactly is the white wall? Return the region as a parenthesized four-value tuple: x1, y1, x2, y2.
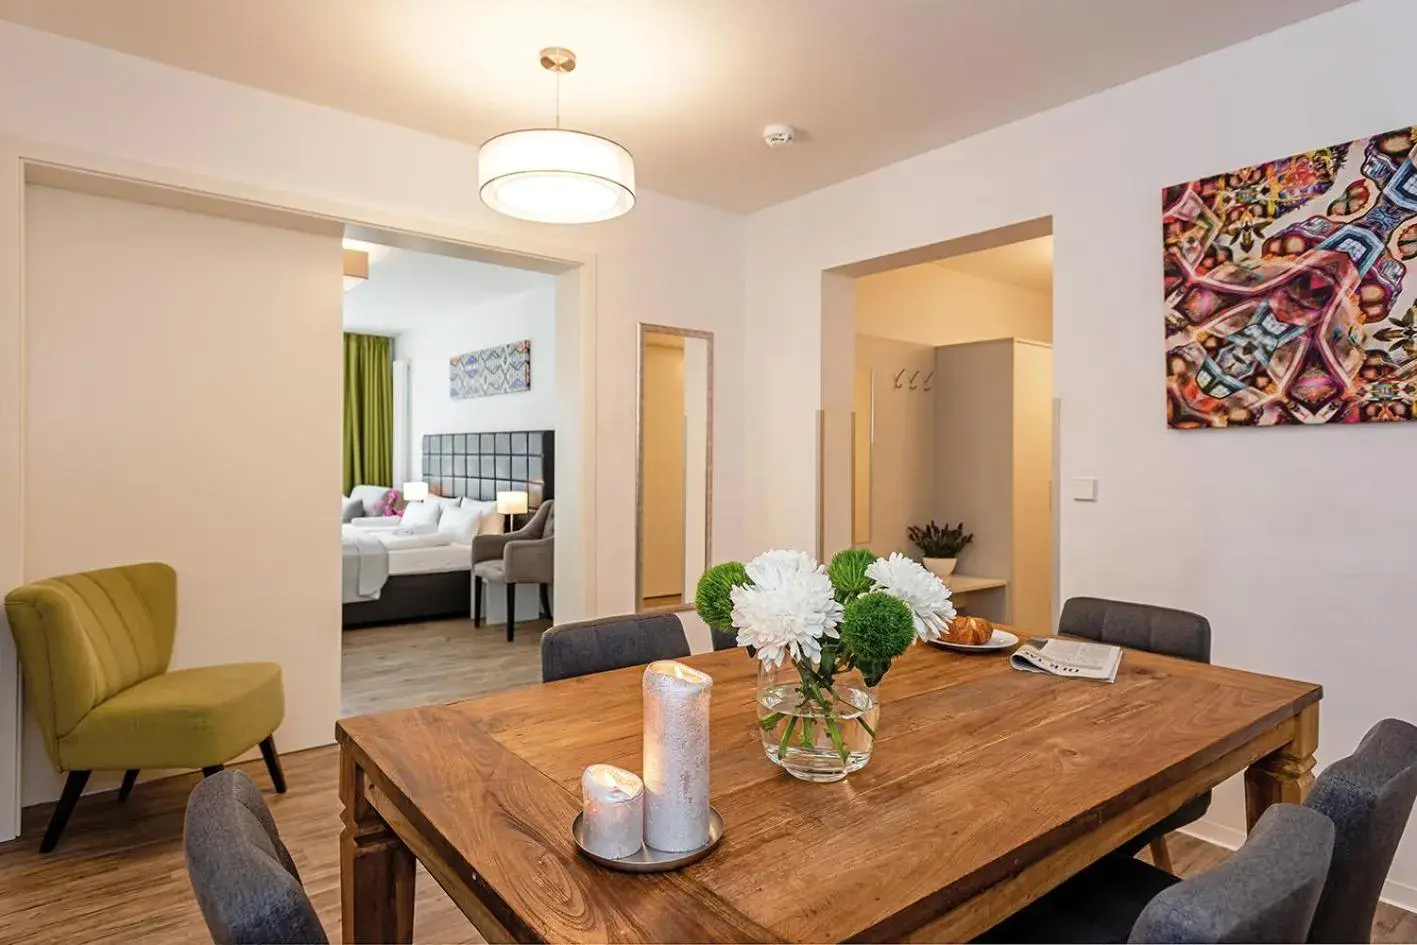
(22, 186, 341, 804)
(855, 334, 936, 559)
(344, 249, 560, 483)
(745, 0, 1417, 903)
(0, 21, 747, 816)
(856, 263, 1052, 347)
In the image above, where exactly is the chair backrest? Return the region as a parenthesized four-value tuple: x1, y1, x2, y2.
(1129, 803, 1334, 944)
(1304, 718, 1417, 943)
(709, 626, 739, 651)
(1059, 596, 1211, 663)
(184, 769, 327, 945)
(4, 562, 176, 768)
(542, 500, 555, 538)
(541, 612, 691, 682)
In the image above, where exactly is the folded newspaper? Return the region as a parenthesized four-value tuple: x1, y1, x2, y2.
(1010, 638, 1121, 683)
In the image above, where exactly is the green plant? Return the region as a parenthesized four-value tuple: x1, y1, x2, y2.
(908, 520, 973, 559)
(694, 561, 750, 629)
(838, 592, 915, 686)
(827, 547, 877, 602)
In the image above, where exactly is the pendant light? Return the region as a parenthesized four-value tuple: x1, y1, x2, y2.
(478, 47, 636, 224)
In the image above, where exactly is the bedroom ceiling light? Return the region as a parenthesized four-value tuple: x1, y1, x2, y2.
(342, 245, 369, 291)
(477, 47, 635, 225)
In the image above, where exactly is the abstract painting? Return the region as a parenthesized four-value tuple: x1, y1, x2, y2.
(449, 340, 531, 400)
(1163, 124, 1417, 428)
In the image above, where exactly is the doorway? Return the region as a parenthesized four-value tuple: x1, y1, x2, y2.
(821, 218, 1058, 633)
(338, 235, 567, 716)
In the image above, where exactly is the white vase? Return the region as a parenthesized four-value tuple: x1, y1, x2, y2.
(923, 557, 957, 577)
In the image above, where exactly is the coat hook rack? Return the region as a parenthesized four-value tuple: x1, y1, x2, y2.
(893, 369, 906, 389)
(922, 371, 935, 392)
(908, 370, 920, 390)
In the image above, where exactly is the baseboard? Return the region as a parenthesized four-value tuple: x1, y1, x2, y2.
(1180, 819, 1417, 912)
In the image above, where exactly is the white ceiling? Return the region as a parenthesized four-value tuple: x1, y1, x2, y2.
(0, 0, 1355, 213)
(341, 247, 552, 335)
(936, 236, 1053, 295)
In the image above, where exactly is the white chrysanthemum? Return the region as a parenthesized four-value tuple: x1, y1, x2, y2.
(866, 552, 957, 643)
(730, 549, 843, 668)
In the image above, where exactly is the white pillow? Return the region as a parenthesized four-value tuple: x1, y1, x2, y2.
(400, 501, 442, 530)
(461, 499, 504, 535)
(427, 494, 461, 511)
(437, 504, 481, 544)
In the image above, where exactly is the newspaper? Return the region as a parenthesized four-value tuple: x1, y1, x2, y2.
(1010, 638, 1121, 683)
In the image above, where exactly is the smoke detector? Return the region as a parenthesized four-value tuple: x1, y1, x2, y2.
(763, 124, 796, 149)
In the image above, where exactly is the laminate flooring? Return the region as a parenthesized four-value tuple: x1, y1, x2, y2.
(340, 616, 548, 717)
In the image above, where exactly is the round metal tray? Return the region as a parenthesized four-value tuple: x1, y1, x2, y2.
(571, 807, 724, 873)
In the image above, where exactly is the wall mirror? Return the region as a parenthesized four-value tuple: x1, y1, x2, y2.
(636, 324, 713, 612)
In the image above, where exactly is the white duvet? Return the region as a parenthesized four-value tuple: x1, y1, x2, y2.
(341, 524, 453, 552)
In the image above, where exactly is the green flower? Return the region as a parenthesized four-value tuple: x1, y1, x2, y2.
(695, 562, 750, 630)
(839, 592, 914, 685)
(827, 547, 878, 603)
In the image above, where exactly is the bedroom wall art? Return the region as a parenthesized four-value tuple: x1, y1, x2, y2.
(449, 339, 531, 399)
(1163, 124, 1417, 428)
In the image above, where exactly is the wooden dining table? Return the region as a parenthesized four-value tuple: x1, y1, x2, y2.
(336, 639, 1320, 943)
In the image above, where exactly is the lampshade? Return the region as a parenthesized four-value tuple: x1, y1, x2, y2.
(497, 490, 529, 515)
(478, 129, 636, 224)
(402, 481, 429, 502)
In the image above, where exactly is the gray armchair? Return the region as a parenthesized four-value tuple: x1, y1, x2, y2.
(473, 500, 554, 642)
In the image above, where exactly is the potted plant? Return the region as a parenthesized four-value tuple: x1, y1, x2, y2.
(907, 521, 973, 578)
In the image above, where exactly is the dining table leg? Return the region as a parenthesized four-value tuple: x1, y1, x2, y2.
(1243, 701, 1319, 830)
(340, 746, 415, 944)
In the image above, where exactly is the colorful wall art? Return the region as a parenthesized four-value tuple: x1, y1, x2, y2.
(1163, 125, 1417, 428)
(449, 339, 531, 399)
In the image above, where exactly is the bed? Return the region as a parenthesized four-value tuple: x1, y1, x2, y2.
(342, 429, 555, 629)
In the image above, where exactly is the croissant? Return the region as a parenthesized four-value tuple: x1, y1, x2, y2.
(947, 615, 994, 646)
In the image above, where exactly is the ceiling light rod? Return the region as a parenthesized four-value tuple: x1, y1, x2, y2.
(476, 46, 636, 224)
(540, 46, 575, 131)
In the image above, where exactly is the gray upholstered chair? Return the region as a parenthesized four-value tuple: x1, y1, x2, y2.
(1303, 718, 1417, 943)
(976, 803, 1334, 944)
(184, 769, 326, 945)
(1059, 596, 1212, 870)
(473, 499, 554, 642)
(541, 612, 692, 682)
(1129, 804, 1334, 944)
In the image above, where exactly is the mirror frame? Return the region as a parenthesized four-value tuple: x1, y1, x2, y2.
(635, 322, 714, 613)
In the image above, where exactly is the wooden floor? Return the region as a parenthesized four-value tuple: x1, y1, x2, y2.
(1, 621, 1413, 943)
(340, 616, 548, 717)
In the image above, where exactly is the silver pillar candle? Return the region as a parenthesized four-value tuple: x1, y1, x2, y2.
(580, 764, 644, 860)
(642, 660, 713, 852)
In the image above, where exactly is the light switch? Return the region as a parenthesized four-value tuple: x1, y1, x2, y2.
(1069, 477, 1098, 502)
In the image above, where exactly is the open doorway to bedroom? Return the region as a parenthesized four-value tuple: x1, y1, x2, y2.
(339, 236, 562, 716)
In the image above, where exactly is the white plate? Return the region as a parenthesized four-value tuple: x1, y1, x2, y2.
(930, 629, 1020, 653)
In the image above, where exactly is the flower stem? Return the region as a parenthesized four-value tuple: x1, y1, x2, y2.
(776, 715, 798, 759)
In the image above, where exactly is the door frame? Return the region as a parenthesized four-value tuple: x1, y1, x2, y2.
(0, 135, 601, 840)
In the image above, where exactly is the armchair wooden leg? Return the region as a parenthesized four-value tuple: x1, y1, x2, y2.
(259, 735, 288, 793)
(1148, 835, 1175, 873)
(540, 583, 552, 621)
(40, 770, 90, 853)
(117, 769, 139, 802)
(473, 575, 483, 627)
(506, 582, 516, 642)
(201, 764, 225, 778)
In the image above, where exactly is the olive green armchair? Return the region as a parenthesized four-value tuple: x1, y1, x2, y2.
(4, 562, 286, 852)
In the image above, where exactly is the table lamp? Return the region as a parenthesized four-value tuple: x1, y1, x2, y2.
(497, 490, 528, 531)
(402, 481, 429, 503)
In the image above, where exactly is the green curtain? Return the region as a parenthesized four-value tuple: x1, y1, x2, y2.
(343, 332, 393, 494)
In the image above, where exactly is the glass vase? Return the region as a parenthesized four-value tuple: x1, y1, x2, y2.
(756, 660, 879, 782)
